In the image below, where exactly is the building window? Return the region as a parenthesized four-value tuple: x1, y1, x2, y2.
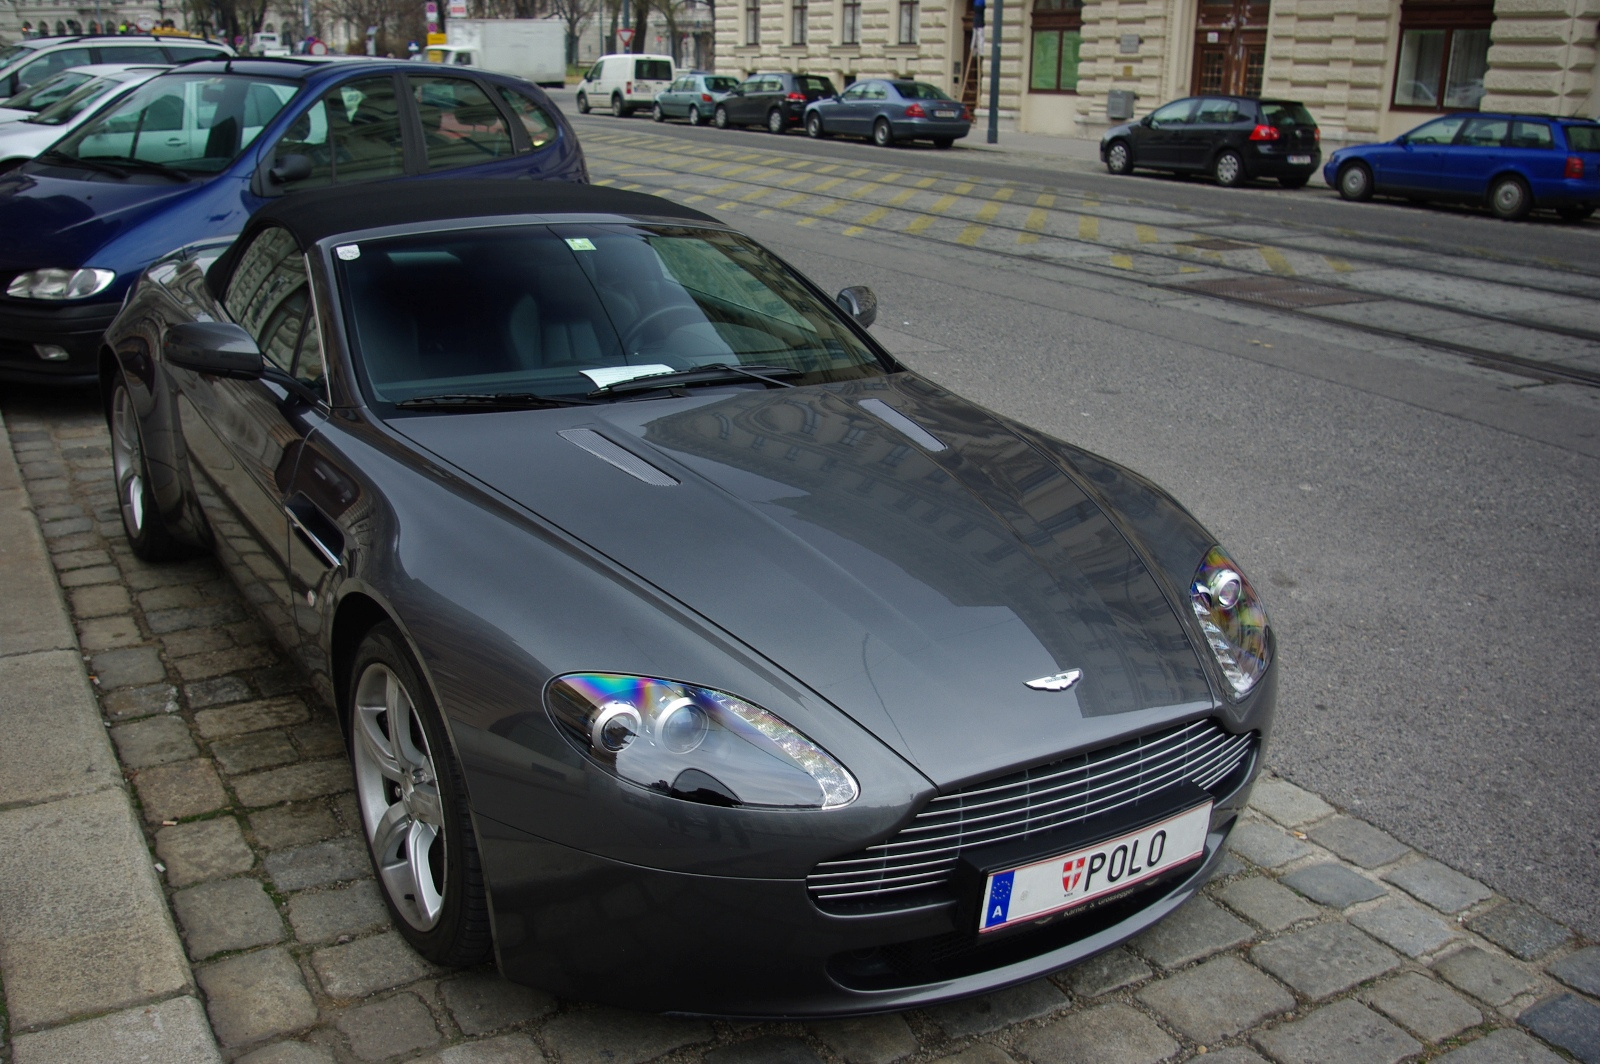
(792, 0, 807, 44)
(1029, 0, 1083, 93)
(746, 0, 760, 45)
(1392, 0, 1492, 111)
(841, 0, 860, 44)
(898, 0, 918, 44)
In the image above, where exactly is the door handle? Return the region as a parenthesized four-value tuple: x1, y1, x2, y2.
(285, 495, 342, 568)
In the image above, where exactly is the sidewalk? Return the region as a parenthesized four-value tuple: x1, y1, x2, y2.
(1, 396, 1597, 1063)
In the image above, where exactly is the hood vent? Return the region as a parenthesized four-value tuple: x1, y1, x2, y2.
(859, 399, 946, 452)
(558, 428, 678, 487)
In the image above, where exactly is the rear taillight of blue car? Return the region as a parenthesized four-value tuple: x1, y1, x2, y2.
(1566, 155, 1585, 179)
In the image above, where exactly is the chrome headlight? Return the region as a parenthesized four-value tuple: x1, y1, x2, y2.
(6, 268, 116, 300)
(545, 673, 858, 809)
(1190, 546, 1272, 699)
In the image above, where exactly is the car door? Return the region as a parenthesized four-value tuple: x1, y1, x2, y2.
(831, 82, 868, 134)
(1184, 97, 1240, 170)
(1379, 115, 1465, 194)
(1446, 115, 1510, 198)
(729, 76, 761, 124)
(172, 224, 330, 656)
(661, 76, 686, 116)
(263, 73, 410, 189)
(1136, 98, 1195, 168)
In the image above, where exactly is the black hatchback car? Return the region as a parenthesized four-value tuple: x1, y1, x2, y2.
(1101, 96, 1321, 188)
(714, 71, 837, 134)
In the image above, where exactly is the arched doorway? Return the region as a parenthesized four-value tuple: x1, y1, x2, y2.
(1192, 0, 1269, 96)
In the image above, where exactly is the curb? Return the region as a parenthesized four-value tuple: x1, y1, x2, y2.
(0, 407, 222, 1063)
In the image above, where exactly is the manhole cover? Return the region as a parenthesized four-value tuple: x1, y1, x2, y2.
(1179, 276, 1379, 309)
(1178, 237, 1258, 251)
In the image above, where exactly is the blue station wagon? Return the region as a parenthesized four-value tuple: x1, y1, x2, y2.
(0, 56, 586, 384)
(1325, 112, 1600, 221)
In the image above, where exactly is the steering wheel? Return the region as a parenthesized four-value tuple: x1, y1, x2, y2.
(620, 304, 707, 354)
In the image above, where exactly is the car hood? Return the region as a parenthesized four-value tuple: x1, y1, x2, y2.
(0, 167, 197, 270)
(395, 374, 1215, 787)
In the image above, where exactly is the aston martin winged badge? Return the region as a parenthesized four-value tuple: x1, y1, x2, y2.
(1025, 669, 1083, 691)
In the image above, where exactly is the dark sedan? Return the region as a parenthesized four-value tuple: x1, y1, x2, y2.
(805, 79, 972, 148)
(102, 180, 1275, 1016)
(1101, 95, 1321, 188)
(1324, 113, 1600, 221)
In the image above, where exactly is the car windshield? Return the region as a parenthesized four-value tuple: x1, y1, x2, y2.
(27, 72, 142, 126)
(705, 75, 738, 92)
(1259, 102, 1315, 128)
(894, 82, 952, 100)
(334, 223, 888, 407)
(48, 72, 298, 175)
(3, 69, 94, 111)
(1565, 125, 1600, 152)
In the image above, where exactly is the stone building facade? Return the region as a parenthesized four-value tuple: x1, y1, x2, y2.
(714, 0, 1600, 143)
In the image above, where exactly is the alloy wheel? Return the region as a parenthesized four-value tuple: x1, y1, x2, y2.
(353, 662, 448, 931)
(1107, 141, 1130, 174)
(110, 384, 145, 537)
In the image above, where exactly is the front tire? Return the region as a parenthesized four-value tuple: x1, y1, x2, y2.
(1489, 175, 1532, 220)
(767, 108, 786, 135)
(575, 92, 590, 114)
(1213, 149, 1245, 187)
(687, 104, 703, 126)
(1105, 138, 1132, 175)
(873, 118, 894, 147)
(349, 623, 491, 967)
(1337, 161, 1373, 202)
(108, 370, 191, 562)
(652, 103, 665, 122)
(714, 104, 730, 129)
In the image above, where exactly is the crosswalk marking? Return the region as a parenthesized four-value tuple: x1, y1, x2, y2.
(1136, 225, 1158, 244)
(957, 225, 985, 246)
(1260, 247, 1295, 276)
(1079, 216, 1099, 240)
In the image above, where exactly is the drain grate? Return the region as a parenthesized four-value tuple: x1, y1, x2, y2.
(1178, 237, 1259, 252)
(1179, 275, 1379, 309)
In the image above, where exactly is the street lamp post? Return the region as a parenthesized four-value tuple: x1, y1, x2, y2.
(985, 0, 1002, 143)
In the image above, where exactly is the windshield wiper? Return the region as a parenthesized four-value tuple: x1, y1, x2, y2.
(38, 149, 127, 178)
(85, 155, 191, 182)
(395, 391, 598, 410)
(589, 363, 801, 397)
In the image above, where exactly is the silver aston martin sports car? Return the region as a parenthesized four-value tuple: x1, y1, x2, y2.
(100, 180, 1275, 1017)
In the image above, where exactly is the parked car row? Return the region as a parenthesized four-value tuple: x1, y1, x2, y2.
(1100, 91, 1600, 222)
(579, 58, 974, 149)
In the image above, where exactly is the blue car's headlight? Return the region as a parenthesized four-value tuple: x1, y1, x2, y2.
(545, 673, 858, 809)
(6, 268, 116, 300)
(1190, 546, 1272, 699)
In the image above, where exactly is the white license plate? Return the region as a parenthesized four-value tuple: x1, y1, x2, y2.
(979, 802, 1211, 933)
(1288, 154, 1312, 165)
(935, 109, 957, 118)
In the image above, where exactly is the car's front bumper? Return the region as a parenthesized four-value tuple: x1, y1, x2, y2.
(478, 742, 1261, 1017)
(0, 297, 117, 384)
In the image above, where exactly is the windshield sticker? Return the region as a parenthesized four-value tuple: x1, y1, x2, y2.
(581, 365, 676, 388)
(565, 237, 597, 251)
(335, 244, 361, 261)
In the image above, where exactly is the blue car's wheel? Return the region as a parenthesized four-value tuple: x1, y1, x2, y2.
(1337, 161, 1373, 202)
(1489, 174, 1531, 221)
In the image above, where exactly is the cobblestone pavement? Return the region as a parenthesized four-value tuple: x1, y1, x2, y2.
(3, 389, 1597, 1064)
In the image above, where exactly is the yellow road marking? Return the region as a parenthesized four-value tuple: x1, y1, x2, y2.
(1326, 256, 1354, 273)
(788, 160, 811, 170)
(817, 164, 839, 173)
(620, 183, 642, 191)
(847, 167, 873, 178)
(814, 177, 845, 193)
(594, 178, 615, 186)
(683, 194, 707, 203)
(1110, 254, 1134, 269)
(859, 206, 890, 226)
(816, 199, 847, 216)
(957, 225, 985, 246)
(1079, 216, 1099, 240)
(976, 201, 1001, 222)
(740, 187, 772, 202)
(915, 176, 937, 188)
(1179, 265, 1203, 273)
(703, 181, 739, 195)
(1260, 247, 1295, 275)
(908, 215, 937, 234)
(1136, 225, 1158, 243)
(927, 194, 957, 214)
(797, 217, 817, 227)
(719, 164, 754, 177)
(1018, 233, 1040, 245)
(952, 181, 975, 194)
(1036, 192, 1056, 208)
(993, 187, 1015, 202)
(780, 172, 811, 186)
(1024, 209, 1047, 232)
(888, 188, 918, 206)
(773, 193, 807, 208)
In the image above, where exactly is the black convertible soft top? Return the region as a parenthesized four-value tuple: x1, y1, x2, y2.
(209, 180, 717, 297)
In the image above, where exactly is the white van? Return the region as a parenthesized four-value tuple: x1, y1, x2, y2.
(575, 53, 675, 117)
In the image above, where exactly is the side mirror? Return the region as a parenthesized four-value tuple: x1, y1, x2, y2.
(1395, 135, 1409, 147)
(1140, 114, 1153, 127)
(836, 286, 877, 328)
(164, 321, 264, 379)
(268, 153, 313, 184)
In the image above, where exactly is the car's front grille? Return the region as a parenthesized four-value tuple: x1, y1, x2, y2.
(808, 718, 1254, 912)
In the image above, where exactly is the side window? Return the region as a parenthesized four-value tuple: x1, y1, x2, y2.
(1407, 115, 1466, 145)
(1458, 116, 1507, 147)
(1194, 98, 1239, 124)
(1509, 120, 1552, 149)
(167, 46, 230, 63)
(739, 77, 761, 93)
(411, 76, 515, 170)
(222, 227, 313, 381)
(17, 48, 91, 91)
(865, 83, 888, 101)
(103, 45, 168, 63)
(840, 84, 866, 101)
(1149, 99, 1194, 127)
(274, 76, 405, 189)
(584, 62, 603, 82)
(495, 86, 557, 150)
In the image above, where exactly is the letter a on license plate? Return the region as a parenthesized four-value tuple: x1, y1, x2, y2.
(979, 802, 1211, 932)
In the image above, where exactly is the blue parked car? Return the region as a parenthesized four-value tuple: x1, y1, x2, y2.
(1325, 112, 1600, 222)
(804, 79, 971, 149)
(0, 56, 586, 384)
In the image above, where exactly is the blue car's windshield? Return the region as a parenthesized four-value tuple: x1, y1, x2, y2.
(334, 223, 888, 406)
(48, 72, 299, 175)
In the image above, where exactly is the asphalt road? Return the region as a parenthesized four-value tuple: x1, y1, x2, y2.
(559, 102, 1600, 939)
